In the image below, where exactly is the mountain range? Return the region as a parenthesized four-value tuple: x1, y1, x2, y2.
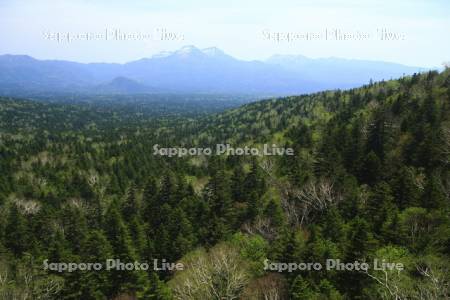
(0, 45, 429, 96)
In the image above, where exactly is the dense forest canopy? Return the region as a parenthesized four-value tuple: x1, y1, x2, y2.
(0, 70, 449, 299)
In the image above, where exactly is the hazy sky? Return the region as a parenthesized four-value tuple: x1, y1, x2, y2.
(0, 0, 449, 67)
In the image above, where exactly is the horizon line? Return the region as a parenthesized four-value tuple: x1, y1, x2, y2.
(0, 45, 438, 69)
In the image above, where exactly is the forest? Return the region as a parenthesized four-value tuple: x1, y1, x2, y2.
(0, 69, 449, 299)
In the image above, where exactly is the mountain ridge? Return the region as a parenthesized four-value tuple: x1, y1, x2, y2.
(0, 46, 429, 96)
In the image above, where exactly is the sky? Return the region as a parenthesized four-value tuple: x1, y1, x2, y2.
(0, 0, 449, 67)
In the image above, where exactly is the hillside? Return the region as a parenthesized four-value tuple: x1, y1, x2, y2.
(0, 70, 449, 299)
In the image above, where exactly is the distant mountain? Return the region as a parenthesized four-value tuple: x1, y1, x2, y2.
(266, 55, 425, 88)
(94, 77, 154, 94)
(0, 54, 94, 93)
(0, 46, 429, 96)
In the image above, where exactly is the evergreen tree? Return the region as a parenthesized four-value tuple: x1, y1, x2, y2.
(79, 230, 114, 299)
(5, 205, 30, 256)
(103, 205, 148, 297)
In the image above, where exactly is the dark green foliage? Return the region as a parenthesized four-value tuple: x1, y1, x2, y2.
(0, 70, 449, 299)
(5, 205, 30, 256)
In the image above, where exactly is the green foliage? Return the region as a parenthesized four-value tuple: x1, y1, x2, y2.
(0, 70, 449, 298)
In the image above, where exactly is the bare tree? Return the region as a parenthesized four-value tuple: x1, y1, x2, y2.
(280, 179, 342, 226)
(170, 244, 249, 300)
(259, 159, 342, 227)
(259, 158, 275, 179)
(363, 266, 410, 300)
(241, 273, 288, 300)
(242, 216, 277, 241)
(12, 199, 41, 215)
(416, 261, 449, 300)
(0, 256, 63, 300)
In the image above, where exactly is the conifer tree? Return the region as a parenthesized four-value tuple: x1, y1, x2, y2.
(103, 205, 148, 297)
(5, 205, 30, 256)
